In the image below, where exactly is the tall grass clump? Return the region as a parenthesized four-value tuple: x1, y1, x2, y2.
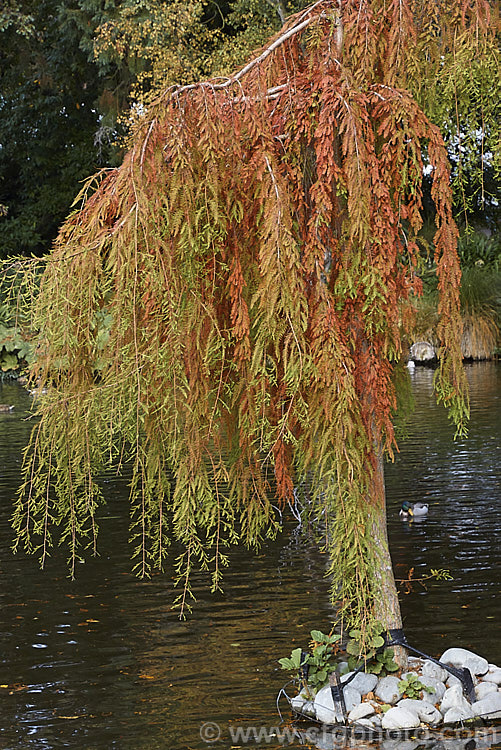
(411, 232, 501, 360)
(459, 266, 500, 359)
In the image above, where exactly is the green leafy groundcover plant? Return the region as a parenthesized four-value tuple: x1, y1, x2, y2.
(398, 673, 434, 700)
(279, 630, 342, 693)
(0, 318, 32, 374)
(345, 627, 398, 675)
(0, 271, 35, 374)
(279, 623, 400, 695)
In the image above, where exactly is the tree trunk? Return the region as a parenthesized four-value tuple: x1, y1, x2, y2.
(371, 452, 407, 667)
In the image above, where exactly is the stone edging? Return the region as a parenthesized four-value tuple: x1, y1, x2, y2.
(288, 647, 501, 730)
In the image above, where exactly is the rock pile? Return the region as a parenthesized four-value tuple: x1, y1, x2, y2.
(290, 648, 501, 730)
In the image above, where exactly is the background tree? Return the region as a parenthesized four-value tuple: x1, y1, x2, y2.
(2, 0, 498, 258)
(0, 0, 121, 257)
(90, 0, 306, 129)
(0, 0, 296, 258)
(13, 0, 499, 647)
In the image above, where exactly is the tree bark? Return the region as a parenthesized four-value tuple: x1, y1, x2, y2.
(371, 451, 407, 667)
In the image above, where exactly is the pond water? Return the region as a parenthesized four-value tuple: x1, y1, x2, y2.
(0, 362, 499, 749)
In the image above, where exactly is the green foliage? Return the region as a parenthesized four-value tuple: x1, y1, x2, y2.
(0, 0, 301, 257)
(0, 263, 36, 373)
(346, 625, 398, 675)
(92, 0, 213, 107)
(460, 267, 500, 360)
(279, 630, 341, 691)
(397, 567, 454, 595)
(305, 631, 342, 689)
(207, 0, 304, 76)
(0, 0, 122, 257)
(407, 2, 501, 225)
(0, 321, 32, 374)
(398, 673, 434, 700)
(411, 261, 501, 362)
(1, 0, 499, 260)
(430, 568, 453, 581)
(460, 267, 501, 317)
(278, 646, 304, 672)
(458, 234, 501, 271)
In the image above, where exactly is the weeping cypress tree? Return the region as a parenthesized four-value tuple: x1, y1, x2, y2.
(14, 0, 499, 642)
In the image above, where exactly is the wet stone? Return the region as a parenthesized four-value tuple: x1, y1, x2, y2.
(440, 648, 489, 676)
(347, 702, 375, 722)
(291, 694, 306, 712)
(302, 700, 316, 717)
(482, 668, 501, 685)
(381, 706, 420, 730)
(313, 684, 361, 724)
(343, 686, 362, 713)
(397, 698, 442, 726)
(421, 659, 448, 682)
(410, 341, 436, 361)
(341, 671, 378, 695)
(472, 691, 501, 720)
(407, 656, 424, 668)
(440, 684, 472, 715)
(290, 648, 501, 735)
(443, 705, 476, 724)
(374, 675, 401, 705)
(381, 741, 421, 750)
(475, 681, 498, 700)
(313, 685, 344, 725)
(418, 674, 446, 701)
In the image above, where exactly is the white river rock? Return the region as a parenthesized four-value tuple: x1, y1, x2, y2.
(475, 681, 498, 700)
(482, 668, 501, 685)
(443, 705, 476, 724)
(347, 702, 376, 722)
(290, 649, 501, 733)
(381, 706, 420, 730)
(291, 689, 316, 717)
(410, 341, 436, 362)
(472, 692, 501, 720)
(313, 684, 361, 724)
(440, 648, 489, 676)
(382, 743, 422, 750)
(313, 685, 344, 725)
(418, 674, 446, 701)
(440, 684, 474, 717)
(397, 698, 442, 726)
(421, 660, 448, 682)
(341, 671, 378, 695)
(374, 675, 401, 705)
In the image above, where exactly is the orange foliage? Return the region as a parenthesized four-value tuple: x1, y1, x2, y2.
(41, 0, 478, 511)
(20, 1, 488, 614)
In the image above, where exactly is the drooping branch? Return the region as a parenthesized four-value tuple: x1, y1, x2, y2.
(12, 0, 497, 636)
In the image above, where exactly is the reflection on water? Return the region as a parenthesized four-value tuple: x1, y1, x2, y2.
(386, 362, 501, 664)
(0, 362, 499, 749)
(294, 725, 501, 750)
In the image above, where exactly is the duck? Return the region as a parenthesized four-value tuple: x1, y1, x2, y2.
(399, 501, 428, 518)
(0, 404, 14, 413)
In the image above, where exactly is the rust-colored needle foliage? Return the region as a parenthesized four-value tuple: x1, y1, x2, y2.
(14, 0, 497, 631)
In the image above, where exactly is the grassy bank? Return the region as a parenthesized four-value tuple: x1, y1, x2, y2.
(411, 234, 501, 361)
